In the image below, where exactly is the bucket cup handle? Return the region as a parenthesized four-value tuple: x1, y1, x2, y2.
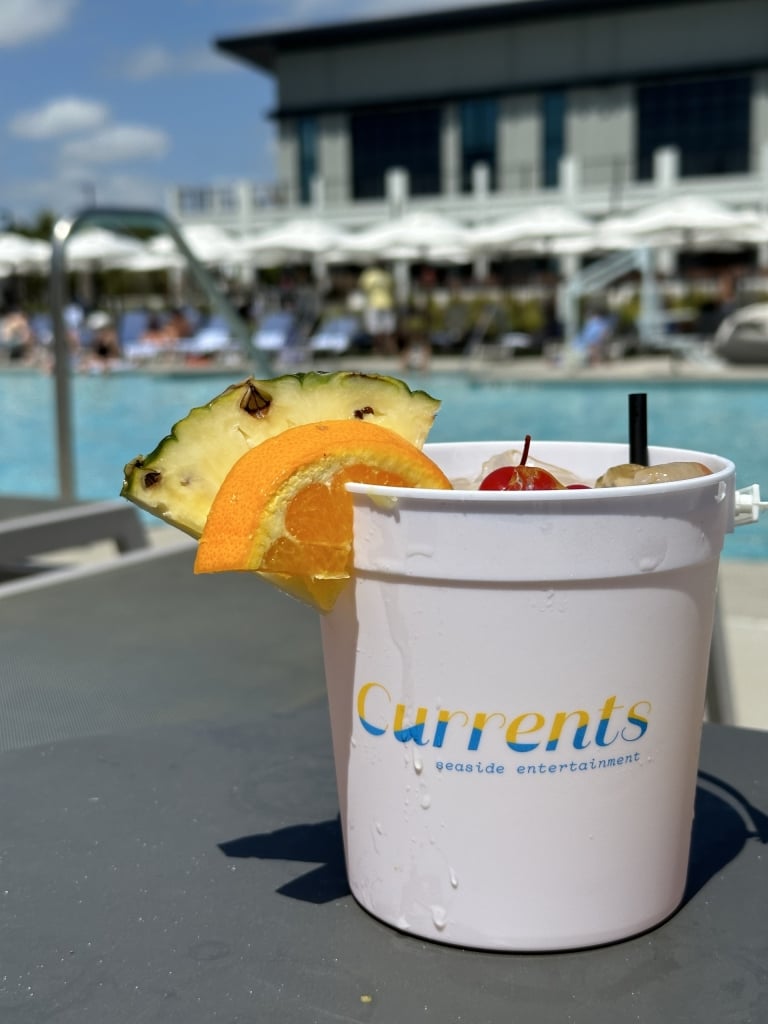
(734, 485, 768, 527)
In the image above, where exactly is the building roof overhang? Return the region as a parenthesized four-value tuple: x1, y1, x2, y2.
(216, 0, 689, 74)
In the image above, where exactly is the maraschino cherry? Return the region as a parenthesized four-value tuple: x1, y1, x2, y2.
(479, 435, 564, 491)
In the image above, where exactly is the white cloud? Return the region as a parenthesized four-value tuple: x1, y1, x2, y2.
(60, 124, 170, 164)
(0, 0, 78, 47)
(10, 97, 109, 139)
(121, 43, 235, 80)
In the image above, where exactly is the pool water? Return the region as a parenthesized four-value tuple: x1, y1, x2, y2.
(2, 369, 767, 560)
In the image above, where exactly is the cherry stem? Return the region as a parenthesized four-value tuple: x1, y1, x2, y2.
(520, 434, 532, 467)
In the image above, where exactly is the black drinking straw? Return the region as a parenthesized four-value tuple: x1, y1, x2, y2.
(628, 393, 648, 466)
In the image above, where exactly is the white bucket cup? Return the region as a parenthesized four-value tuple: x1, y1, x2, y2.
(320, 441, 737, 951)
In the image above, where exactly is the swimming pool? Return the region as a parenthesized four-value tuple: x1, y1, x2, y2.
(3, 369, 767, 560)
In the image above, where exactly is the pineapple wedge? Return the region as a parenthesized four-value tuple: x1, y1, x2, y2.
(121, 371, 441, 537)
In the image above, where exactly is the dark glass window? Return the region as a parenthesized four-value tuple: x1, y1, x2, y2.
(351, 107, 441, 199)
(297, 116, 317, 205)
(461, 97, 497, 192)
(636, 76, 750, 179)
(542, 90, 566, 188)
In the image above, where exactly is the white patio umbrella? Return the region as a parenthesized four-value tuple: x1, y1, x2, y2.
(341, 211, 472, 302)
(108, 247, 188, 306)
(467, 205, 592, 256)
(692, 209, 768, 249)
(551, 216, 673, 256)
(148, 223, 248, 266)
(65, 227, 147, 269)
(110, 248, 186, 272)
(0, 232, 52, 275)
(614, 195, 755, 248)
(241, 218, 355, 266)
(186, 223, 250, 264)
(550, 229, 636, 256)
(737, 211, 768, 238)
(343, 211, 471, 262)
(61, 228, 152, 309)
(147, 226, 250, 304)
(730, 215, 768, 253)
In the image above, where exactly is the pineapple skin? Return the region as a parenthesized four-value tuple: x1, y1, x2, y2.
(121, 371, 441, 537)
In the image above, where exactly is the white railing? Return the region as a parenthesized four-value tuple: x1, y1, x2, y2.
(166, 167, 768, 236)
(560, 247, 666, 349)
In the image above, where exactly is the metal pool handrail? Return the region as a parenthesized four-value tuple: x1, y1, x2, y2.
(49, 206, 271, 502)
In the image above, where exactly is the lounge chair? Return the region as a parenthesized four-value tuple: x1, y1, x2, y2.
(29, 313, 53, 347)
(120, 310, 155, 362)
(0, 500, 148, 583)
(308, 315, 368, 358)
(176, 314, 239, 357)
(713, 303, 768, 364)
(252, 311, 300, 354)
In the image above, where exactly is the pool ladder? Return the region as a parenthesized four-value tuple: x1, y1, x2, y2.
(49, 205, 270, 504)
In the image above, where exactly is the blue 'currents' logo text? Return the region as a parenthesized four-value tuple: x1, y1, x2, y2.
(356, 682, 650, 757)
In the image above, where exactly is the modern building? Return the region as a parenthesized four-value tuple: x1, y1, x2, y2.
(168, 0, 768, 235)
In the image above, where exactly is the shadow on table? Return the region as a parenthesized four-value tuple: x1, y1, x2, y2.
(217, 772, 768, 907)
(219, 817, 350, 903)
(684, 770, 768, 903)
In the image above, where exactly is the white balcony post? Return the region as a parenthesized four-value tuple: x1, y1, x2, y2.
(653, 145, 679, 195)
(442, 104, 461, 196)
(470, 163, 490, 280)
(758, 143, 768, 268)
(472, 161, 490, 202)
(236, 181, 252, 231)
(165, 186, 181, 221)
(558, 155, 581, 204)
(653, 146, 680, 275)
(310, 174, 326, 211)
(558, 251, 581, 282)
(556, 157, 581, 284)
(386, 167, 409, 218)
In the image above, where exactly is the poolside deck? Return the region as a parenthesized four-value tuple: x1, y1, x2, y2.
(5, 345, 768, 382)
(304, 350, 768, 382)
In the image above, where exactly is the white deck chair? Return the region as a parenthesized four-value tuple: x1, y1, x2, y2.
(0, 500, 148, 582)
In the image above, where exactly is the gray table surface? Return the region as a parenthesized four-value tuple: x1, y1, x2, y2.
(1, 547, 767, 1023)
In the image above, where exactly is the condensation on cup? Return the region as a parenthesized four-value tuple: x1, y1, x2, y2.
(320, 441, 736, 951)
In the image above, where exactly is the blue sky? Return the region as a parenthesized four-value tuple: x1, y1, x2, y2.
(0, 0, 478, 225)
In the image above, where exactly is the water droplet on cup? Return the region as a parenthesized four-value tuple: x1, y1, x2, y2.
(371, 821, 384, 852)
(431, 905, 447, 930)
(635, 537, 668, 572)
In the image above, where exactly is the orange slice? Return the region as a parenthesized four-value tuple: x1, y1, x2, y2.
(194, 420, 452, 609)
